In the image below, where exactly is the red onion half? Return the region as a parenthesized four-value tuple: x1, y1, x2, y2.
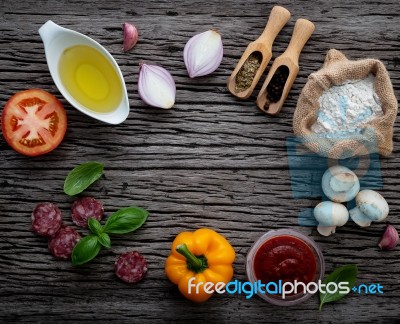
(138, 64, 176, 109)
(184, 30, 223, 78)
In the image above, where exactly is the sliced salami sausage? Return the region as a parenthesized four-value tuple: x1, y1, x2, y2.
(31, 202, 63, 237)
(115, 251, 148, 283)
(48, 226, 81, 259)
(71, 197, 104, 228)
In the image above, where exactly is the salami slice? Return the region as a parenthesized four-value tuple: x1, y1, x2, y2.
(48, 226, 81, 259)
(31, 202, 63, 237)
(115, 251, 148, 283)
(71, 197, 104, 228)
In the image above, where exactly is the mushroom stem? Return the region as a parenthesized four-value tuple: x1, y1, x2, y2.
(349, 207, 372, 227)
(330, 172, 356, 192)
(317, 225, 336, 236)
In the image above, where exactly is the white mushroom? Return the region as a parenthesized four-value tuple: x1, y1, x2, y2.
(321, 166, 360, 203)
(314, 201, 349, 236)
(349, 206, 372, 227)
(355, 190, 389, 223)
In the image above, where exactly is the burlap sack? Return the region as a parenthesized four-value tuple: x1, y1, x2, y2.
(293, 49, 398, 159)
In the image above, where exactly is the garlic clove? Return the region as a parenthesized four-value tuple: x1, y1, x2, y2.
(183, 30, 223, 78)
(317, 225, 336, 236)
(138, 64, 176, 109)
(349, 207, 372, 227)
(123, 23, 139, 52)
(378, 224, 399, 250)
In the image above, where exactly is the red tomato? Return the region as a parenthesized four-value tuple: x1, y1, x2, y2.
(2, 89, 67, 156)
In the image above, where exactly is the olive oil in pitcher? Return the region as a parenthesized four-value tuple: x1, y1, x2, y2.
(58, 45, 123, 113)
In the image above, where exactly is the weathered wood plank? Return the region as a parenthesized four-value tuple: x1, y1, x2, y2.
(0, 0, 399, 322)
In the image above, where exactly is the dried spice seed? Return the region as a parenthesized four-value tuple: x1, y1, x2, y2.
(266, 65, 289, 103)
(235, 52, 262, 93)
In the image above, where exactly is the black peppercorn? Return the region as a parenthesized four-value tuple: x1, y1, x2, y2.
(266, 65, 289, 103)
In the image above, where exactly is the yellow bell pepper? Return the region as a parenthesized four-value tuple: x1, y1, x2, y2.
(165, 228, 235, 302)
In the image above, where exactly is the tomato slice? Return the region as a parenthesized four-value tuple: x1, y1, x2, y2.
(2, 89, 67, 156)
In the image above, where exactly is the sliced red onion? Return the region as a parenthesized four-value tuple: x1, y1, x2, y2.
(184, 30, 223, 78)
(378, 224, 399, 250)
(138, 64, 176, 109)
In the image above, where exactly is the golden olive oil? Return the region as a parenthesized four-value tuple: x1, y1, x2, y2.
(58, 45, 122, 113)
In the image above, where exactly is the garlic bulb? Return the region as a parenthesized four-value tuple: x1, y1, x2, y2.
(138, 64, 176, 109)
(183, 30, 223, 78)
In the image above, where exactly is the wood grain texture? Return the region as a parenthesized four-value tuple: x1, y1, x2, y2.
(0, 0, 399, 322)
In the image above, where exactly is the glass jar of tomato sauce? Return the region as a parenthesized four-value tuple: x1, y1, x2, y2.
(246, 229, 325, 306)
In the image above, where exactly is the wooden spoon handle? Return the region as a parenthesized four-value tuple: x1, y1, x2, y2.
(283, 18, 315, 64)
(257, 6, 291, 49)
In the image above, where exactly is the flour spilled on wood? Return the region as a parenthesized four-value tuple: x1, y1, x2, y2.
(311, 75, 382, 134)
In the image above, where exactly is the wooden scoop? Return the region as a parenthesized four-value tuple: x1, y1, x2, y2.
(256, 18, 315, 115)
(227, 6, 291, 99)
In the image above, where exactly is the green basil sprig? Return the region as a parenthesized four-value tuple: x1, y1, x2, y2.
(97, 233, 111, 249)
(72, 235, 101, 266)
(71, 206, 148, 266)
(64, 162, 104, 196)
(319, 264, 358, 310)
(88, 218, 103, 236)
(103, 207, 148, 234)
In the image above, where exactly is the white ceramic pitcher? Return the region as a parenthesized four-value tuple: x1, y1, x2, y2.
(39, 20, 130, 124)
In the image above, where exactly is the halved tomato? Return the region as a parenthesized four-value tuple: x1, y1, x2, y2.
(2, 89, 67, 156)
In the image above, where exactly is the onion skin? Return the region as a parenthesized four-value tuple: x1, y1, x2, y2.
(138, 64, 176, 109)
(123, 23, 139, 52)
(184, 30, 223, 78)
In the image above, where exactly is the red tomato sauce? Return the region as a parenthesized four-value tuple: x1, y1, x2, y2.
(254, 235, 317, 292)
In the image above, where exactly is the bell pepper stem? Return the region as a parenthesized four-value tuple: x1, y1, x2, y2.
(176, 243, 203, 269)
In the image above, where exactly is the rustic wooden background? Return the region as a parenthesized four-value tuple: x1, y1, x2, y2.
(0, 0, 399, 322)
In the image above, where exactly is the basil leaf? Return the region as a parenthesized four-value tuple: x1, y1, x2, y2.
(64, 162, 104, 196)
(71, 235, 101, 266)
(88, 218, 103, 236)
(103, 206, 148, 234)
(319, 264, 358, 310)
(97, 232, 111, 248)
